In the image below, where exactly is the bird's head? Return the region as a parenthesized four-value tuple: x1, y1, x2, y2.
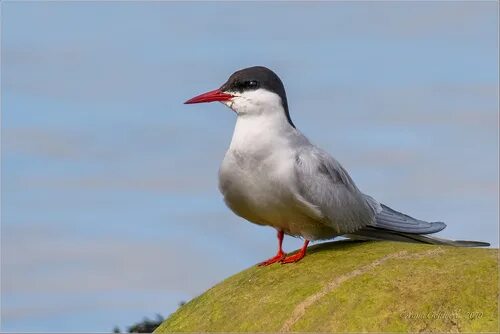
(185, 66, 295, 128)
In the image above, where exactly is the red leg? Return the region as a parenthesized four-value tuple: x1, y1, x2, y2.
(258, 230, 286, 266)
(280, 240, 309, 264)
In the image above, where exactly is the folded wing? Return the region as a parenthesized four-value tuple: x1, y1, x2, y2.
(293, 147, 377, 234)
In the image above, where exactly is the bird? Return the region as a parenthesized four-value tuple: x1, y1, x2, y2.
(184, 66, 490, 265)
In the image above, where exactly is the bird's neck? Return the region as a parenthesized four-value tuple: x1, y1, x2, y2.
(229, 111, 296, 153)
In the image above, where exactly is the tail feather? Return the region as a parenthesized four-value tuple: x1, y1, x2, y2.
(347, 226, 490, 247)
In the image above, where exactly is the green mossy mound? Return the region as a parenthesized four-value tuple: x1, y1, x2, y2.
(155, 241, 498, 333)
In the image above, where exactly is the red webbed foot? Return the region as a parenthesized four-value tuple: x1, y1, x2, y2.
(280, 240, 309, 264)
(257, 230, 286, 266)
(280, 252, 305, 264)
(258, 251, 286, 266)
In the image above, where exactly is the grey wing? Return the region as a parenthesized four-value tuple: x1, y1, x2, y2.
(293, 146, 378, 234)
(368, 201, 447, 234)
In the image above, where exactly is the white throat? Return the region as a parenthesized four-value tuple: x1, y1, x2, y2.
(222, 89, 295, 153)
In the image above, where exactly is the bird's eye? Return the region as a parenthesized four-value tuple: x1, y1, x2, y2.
(245, 80, 259, 88)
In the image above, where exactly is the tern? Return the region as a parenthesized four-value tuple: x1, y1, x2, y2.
(185, 66, 489, 265)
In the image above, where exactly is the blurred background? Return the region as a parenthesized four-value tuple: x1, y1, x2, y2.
(1, 1, 498, 332)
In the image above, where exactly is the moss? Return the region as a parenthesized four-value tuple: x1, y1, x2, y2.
(155, 241, 498, 333)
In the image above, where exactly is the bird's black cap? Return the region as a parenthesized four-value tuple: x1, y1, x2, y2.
(220, 66, 295, 128)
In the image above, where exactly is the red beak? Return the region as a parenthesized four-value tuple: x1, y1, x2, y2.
(184, 89, 234, 104)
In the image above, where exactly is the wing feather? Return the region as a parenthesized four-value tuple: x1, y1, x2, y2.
(293, 147, 377, 233)
(371, 204, 446, 234)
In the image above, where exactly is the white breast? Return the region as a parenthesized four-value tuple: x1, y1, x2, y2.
(220, 112, 294, 213)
